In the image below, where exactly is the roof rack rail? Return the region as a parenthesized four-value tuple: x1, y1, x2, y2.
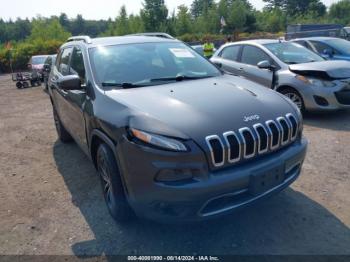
(125, 32, 175, 39)
(67, 36, 92, 44)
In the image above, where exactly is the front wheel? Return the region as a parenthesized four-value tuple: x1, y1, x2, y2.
(96, 143, 134, 223)
(280, 88, 305, 112)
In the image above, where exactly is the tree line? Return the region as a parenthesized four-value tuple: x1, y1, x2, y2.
(1, 0, 350, 71)
(1, 0, 350, 44)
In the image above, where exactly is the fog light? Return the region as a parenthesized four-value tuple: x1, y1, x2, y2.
(156, 169, 193, 183)
(313, 95, 329, 106)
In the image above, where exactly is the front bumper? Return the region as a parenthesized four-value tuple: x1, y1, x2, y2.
(117, 136, 308, 222)
(301, 80, 350, 111)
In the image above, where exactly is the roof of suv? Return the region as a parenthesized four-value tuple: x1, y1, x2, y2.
(63, 35, 179, 48)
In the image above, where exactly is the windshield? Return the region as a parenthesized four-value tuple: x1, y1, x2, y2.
(323, 38, 350, 55)
(89, 42, 221, 87)
(31, 56, 47, 64)
(264, 42, 324, 64)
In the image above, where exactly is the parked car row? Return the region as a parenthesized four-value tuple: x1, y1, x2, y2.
(23, 54, 57, 89)
(211, 38, 350, 111)
(41, 32, 350, 223)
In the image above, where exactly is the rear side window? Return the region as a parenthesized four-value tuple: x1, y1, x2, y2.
(70, 48, 86, 84)
(241, 45, 271, 66)
(294, 40, 311, 49)
(58, 47, 73, 76)
(310, 41, 335, 54)
(220, 45, 240, 61)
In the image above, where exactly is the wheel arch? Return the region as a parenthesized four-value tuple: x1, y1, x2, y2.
(276, 85, 299, 94)
(89, 129, 117, 169)
(90, 129, 131, 199)
(276, 85, 306, 111)
(276, 85, 305, 100)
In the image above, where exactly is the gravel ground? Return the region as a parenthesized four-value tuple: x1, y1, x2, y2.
(0, 74, 349, 256)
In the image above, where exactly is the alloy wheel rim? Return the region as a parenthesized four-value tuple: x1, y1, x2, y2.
(285, 93, 302, 109)
(98, 154, 115, 209)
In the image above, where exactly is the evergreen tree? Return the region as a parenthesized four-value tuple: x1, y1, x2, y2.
(175, 5, 192, 35)
(140, 0, 168, 32)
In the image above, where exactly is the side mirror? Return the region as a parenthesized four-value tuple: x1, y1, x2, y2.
(58, 75, 82, 91)
(43, 64, 51, 72)
(27, 63, 32, 69)
(257, 60, 276, 71)
(323, 48, 333, 57)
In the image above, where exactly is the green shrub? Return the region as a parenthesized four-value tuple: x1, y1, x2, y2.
(0, 39, 63, 72)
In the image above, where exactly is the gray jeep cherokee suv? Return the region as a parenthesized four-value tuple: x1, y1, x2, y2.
(48, 35, 307, 223)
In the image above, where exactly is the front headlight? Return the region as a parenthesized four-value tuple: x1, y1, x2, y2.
(130, 128, 188, 152)
(295, 75, 336, 87)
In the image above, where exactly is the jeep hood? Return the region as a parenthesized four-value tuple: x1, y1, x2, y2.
(289, 60, 350, 79)
(105, 74, 298, 143)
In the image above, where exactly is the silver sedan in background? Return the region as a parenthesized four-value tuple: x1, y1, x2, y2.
(211, 39, 350, 111)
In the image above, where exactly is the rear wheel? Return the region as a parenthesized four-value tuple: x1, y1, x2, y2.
(96, 143, 134, 223)
(52, 106, 72, 143)
(16, 82, 23, 89)
(279, 87, 305, 112)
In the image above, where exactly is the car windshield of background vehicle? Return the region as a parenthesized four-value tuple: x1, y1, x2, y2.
(32, 56, 47, 64)
(323, 38, 350, 55)
(264, 42, 324, 64)
(89, 42, 221, 88)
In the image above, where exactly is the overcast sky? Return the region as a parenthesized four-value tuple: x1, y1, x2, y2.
(0, 0, 340, 21)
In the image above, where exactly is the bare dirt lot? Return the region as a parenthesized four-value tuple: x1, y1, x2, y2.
(0, 74, 349, 256)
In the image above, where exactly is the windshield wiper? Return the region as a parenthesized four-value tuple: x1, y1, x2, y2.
(150, 75, 213, 82)
(101, 82, 145, 89)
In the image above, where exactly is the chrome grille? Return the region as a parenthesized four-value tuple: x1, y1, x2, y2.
(205, 135, 225, 167)
(253, 123, 269, 154)
(223, 131, 241, 163)
(277, 117, 290, 145)
(266, 120, 281, 150)
(286, 113, 298, 141)
(205, 113, 299, 167)
(239, 127, 256, 159)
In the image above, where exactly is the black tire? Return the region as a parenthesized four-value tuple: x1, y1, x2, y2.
(279, 87, 305, 112)
(16, 82, 23, 89)
(96, 143, 134, 223)
(52, 106, 73, 143)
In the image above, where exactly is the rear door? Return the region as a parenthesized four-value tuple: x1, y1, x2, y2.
(51, 47, 73, 126)
(212, 45, 242, 75)
(63, 46, 89, 152)
(238, 45, 274, 88)
(50, 46, 88, 153)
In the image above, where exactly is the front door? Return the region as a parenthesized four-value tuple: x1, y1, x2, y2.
(239, 45, 274, 88)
